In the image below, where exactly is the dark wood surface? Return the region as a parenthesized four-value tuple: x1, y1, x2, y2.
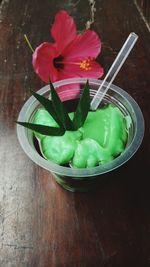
(135, 0, 150, 25)
(0, 0, 150, 266)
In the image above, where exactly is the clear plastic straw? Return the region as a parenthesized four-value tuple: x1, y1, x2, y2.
(90, 32, 138, 110)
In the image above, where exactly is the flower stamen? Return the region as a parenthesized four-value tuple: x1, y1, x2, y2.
(80, 57, 94, 70)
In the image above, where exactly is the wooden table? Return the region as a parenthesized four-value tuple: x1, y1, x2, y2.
(0, 1, 150, 266)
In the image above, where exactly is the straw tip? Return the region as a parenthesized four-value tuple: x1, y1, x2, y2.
(130, 32, 139, 39)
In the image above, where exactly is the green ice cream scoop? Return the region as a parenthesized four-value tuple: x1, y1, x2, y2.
(72, 138, 113, 168)
(82, 105, 128, 157)
(41, 130, 82, 165)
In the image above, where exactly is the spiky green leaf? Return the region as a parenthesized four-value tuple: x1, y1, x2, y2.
(73, 80, 90, 129)
(49, 81, 75, 130)
(16, 121, 65, 136)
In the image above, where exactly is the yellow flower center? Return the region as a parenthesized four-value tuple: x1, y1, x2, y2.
(80, 57, 93, 70)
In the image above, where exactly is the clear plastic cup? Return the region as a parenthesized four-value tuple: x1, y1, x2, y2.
(17, 78, 144, 192)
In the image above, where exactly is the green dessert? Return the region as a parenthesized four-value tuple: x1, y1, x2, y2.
(32, 104, 128, 168)
(17, 81, 128, 168)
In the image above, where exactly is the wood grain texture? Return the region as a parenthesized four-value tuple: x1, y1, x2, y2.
(0, 0, 150, 266)
(135, 0, 150, 25)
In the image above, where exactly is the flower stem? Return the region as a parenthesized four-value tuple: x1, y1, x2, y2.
(24, 34, 34, 53)
(86, 0, 96, 29)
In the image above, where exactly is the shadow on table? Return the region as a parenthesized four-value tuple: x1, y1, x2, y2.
(71, 140, 150, 266)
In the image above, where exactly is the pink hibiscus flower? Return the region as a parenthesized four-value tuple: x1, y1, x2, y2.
(32, 10, 104, 84)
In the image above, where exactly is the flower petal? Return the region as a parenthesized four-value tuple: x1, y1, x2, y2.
(32, 42, 59, 83)
(56, 83, 80, 101)
(62, 60, 104, 79)
(55, 70, 81, 101)
(63, 30, 101, 59)
(51, 10, 77, 54)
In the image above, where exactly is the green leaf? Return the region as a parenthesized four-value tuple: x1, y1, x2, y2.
(30, 90, 63, 128)
(49, 81, 75, 130)
(73, 80, 90, 130)
(16, 121, 65, 136)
